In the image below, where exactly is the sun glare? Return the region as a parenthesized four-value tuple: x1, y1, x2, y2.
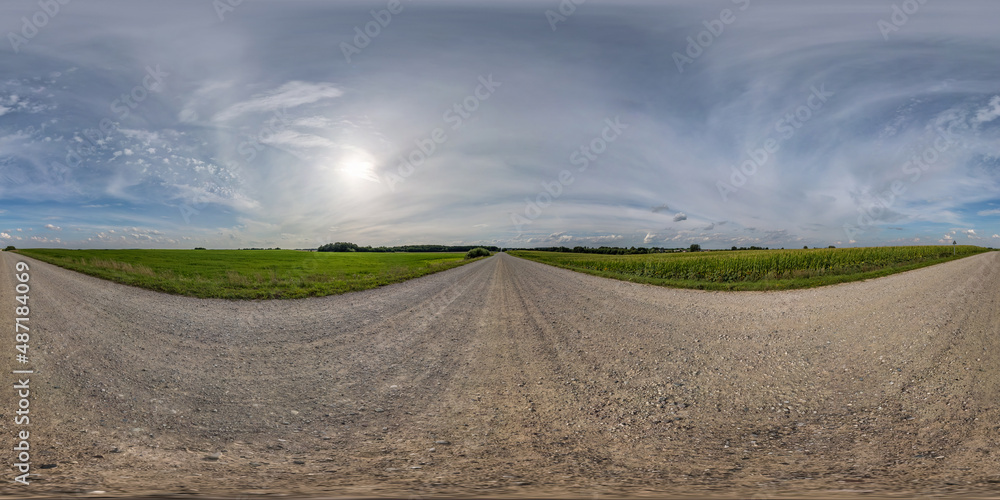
(337, 152, 380, 184)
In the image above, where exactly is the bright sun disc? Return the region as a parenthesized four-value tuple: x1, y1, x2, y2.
(338, 156, 379, 183)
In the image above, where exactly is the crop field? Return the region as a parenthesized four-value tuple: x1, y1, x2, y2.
(13, 249, 476, 299)
(510, 245, 992, 290)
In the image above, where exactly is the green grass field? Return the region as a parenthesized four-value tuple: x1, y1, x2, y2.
(510, 245, 991, 291)
(14, 249, 480, 299)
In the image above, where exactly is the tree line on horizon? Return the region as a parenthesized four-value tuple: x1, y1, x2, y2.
(317, 242, 501, 253)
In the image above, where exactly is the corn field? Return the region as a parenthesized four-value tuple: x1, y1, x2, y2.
(514, 245, 988, 283)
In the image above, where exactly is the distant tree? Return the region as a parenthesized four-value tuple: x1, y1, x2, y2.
(828, 245, 836, 249)
(318, 242, 359, 252)
(3, 245, 15, 251)
(689, 244, 701, 252)
(731, 246, 738, 251)
(465, 247, 491, 259)
(194, 247, 207, 250)
(804, 245, 809, 249)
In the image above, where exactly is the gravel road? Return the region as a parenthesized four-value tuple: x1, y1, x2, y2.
(1, 251, 999, 498)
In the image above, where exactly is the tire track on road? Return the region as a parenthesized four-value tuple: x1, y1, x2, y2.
(2, 250, 999, 497)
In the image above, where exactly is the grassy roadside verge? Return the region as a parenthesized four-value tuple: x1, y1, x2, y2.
(13, 249, 487, 299)
(508, 247, 992, 291)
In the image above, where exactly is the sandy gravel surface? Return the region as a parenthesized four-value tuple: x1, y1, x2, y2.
(1, 251, 999, 498)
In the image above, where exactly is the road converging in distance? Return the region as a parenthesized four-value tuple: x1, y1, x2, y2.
(2, 251, 999, 497)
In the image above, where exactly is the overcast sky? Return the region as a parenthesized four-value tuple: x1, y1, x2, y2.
(2, 0, 999, 249)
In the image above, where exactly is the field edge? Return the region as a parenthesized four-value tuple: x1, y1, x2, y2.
(11, 249, 492, 300)
(507, 249, 992, 292)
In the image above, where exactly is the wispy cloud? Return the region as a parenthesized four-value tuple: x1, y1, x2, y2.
(1, 1, 999, 249)
(974, 96, 1000, 124)
(214, 81, 343, 122)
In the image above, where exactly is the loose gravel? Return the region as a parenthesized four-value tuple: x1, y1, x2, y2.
(1, 251, 998, 498)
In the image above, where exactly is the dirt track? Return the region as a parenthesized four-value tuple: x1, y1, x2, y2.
(2, 251, 1000, 498)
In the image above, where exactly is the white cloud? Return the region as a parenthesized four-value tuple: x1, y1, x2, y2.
(544, 231, 574, 243)
(178, 108, 197, 122)
(170, 183, 260, 212)
(263, 130, 338, 150)
(993, 234, 999, 238)
(178, 80, 234, 123)
(6, 2, 1000, 250)
(643, 232, 657, 244)
(0, 232, 11, 239)
(44, 224, 62, 231)
(0, 105, 9, 117)
(119, 129, 162, 143)
(974, 96, 1000, 124)
(673, 212, 687, 222)
(943, 234, 953, 240)
(294, 116, 336, 128)
(967, 229, 976, 235)
(214, 81, 343, 122)
(29, 236, 61, 243)
(978, 208, 1000, 216)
